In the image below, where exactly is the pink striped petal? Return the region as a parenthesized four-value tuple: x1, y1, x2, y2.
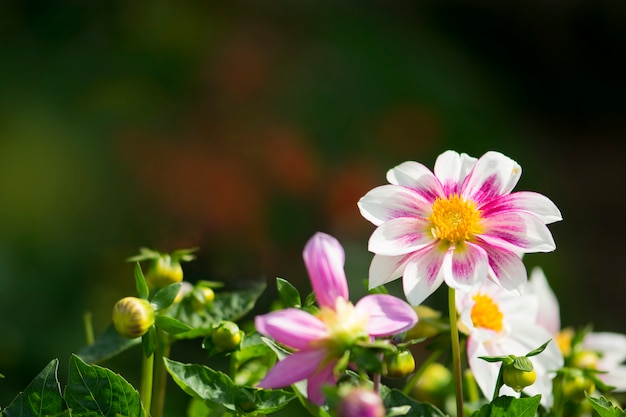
(480, 242, 527, 292)
(368, 217, 433, 256)
(480, 211, 556, 253)
(402, 245, 446, 306)
(368, 253, 413, 289)
(303, 232, 349, 308)
(306, 359, 338, 405)
(255, 309, 328, 350)
(442, 242, 489, 290)
(358, 184, 432, 226)
(461, 151, 521, 204)
(479, 191, 562, 224)
(258, 348, 328, 389)
(356, 294, 418, 336)
(434, 150, 477, 196)
(385, 161, 443, 202)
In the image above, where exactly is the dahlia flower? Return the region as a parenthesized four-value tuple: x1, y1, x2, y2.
(457, 278, 563, 407)
(358, 150, 561, 306)
(255, 232, 418, 405)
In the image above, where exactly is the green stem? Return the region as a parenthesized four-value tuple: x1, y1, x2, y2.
(140, 351, 154, 414)
(402, 349, 442, 395)
(449, 287, 465, 417)
(151, 330, 172, 417)
(83, 311, 95, 345)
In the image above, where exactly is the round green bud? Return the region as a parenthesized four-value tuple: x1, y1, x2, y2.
(412, 362, 452, 404)
(112, 297, 155, 339)
(383, 349, 416, 378)
(503, 363, 536, 392)
(146, 255, 183, 289)
(191, 287, 215, 311)
(561, 370, 595, 402)
(211, 321, 242, 352)
(571, 350, 599, 370)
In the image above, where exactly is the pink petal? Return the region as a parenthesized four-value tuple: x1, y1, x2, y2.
(306, 359, 338, 405)
(442, 242, 489, 290)
(356, 294, 418, 336)
(479, 242, 527, 293)
(385, 161, 443, 202)
(401, 244, 446, 306)
(461, 151, 521, 204)
(434, 150, 477, 196)
(527, 267, 561, 335)
(357, 184, 432, 226)
(480, 211, 556, 253)
(258, 348, 328, 389)
(368, 253, 413, 289)
(368, 217, 434, 256)
(479, 191, 562, 225)
(255, 309, 329, 350)
(303, 232, 349, 308)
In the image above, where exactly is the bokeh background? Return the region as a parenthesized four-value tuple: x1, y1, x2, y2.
(1, 0, 625, 414)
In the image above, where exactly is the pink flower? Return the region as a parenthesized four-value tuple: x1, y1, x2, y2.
(255, 232, 418, 405)
(358, 150, 561, 306)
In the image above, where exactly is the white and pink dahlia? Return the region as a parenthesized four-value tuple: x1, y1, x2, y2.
(358, 150, 562, 306)
(255, 232, 417, 405)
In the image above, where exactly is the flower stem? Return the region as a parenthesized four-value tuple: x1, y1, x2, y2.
(83, 311, 95, 346)
(140, 351, 154, 414)
(151, 330, 172, 417)
(449, 287, 464, 417)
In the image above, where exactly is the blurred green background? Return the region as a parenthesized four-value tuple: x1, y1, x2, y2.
(1, 0, 625, 414)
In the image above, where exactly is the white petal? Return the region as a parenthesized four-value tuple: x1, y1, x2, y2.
(358, 184, 432, 226)
(402, 245, 446, 306)
(461, 151, 521, 204)
(385, 161, 443, 202)
(480, 191, 562, 224)
(434, 150, 477, 196)
(584, 332, 626, 365)
(527, 267, 561, 335)
(368, 217, 434, 256)
(368, 253, 412, 289)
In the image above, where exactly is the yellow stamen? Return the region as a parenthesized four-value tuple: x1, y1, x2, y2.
(314, 298, 369, 353)
(429, 194, 482, 244)
(470, 293, 503, 332)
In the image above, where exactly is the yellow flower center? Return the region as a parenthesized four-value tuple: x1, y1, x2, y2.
(429, 194, 482, 244)
(314, 298, 369, 353)
(470, 293, 504, 332)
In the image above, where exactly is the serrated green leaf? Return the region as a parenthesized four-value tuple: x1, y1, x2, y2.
(586, 394, 626, 417)
(142, 326, 156, 357)
(173, 282, 266, 339)
(155, 315, 192, 335)
(276, 277, 301, 308)
(2, 359, 63, 417)
(134, 263, 149, 300)
(151, 282, 181, 311)
(76, 324, 141, 364)
(382, 389, 446, 417)
(64, 354, 145, 417)
(471, 395, 541, 417)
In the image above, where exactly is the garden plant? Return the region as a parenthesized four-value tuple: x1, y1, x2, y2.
(2, 150, 626, 417)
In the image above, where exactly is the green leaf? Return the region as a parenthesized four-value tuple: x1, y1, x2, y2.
(512, 356, 533, 372)
(126, 247, 160, 262)
(64, 354, 145, 417)
(151, 282, 182, 311)
(171, 247, 198, 262)
(76, 324, 141, 364)
(155, 315, 192, 335)
(276, 277, 301, 308)
(525, 340, 550, 357)
(174, 282, 266, 339)
(232, 332, 272, 367)
(134, 263, 149, 300)
(2, 359, 63, 417)
(382, 389, 446, 417)
(471, 395, 541, 417)
(586, 394, 626, 417)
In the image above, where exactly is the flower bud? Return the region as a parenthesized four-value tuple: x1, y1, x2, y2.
(336, 387, 385, 417)
(570, 350, 599, 370)
(560, 369, 595, 402)
(502, 363, 536, 392)
(112, 297, 155, 339)
(146, 255, 183, 289)
(211, 321, 242, 352)
(412, 362, 452, 404)
(191, 287, 215, 311)
(383, 349, 415, 378)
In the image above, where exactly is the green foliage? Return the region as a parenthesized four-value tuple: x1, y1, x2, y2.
(76, 324, 141, 364)
(163, 358, 295, 415)
(1, 355, 144, 417)
(471, 395, 541, 417)
(134, 262, 149, 300)
(382, 389, 446, 417)
(585, 394, 626, 417)
(150, 282, 182, 311)
(276, 277, 301, 308)
(2, 359, 63, 417)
